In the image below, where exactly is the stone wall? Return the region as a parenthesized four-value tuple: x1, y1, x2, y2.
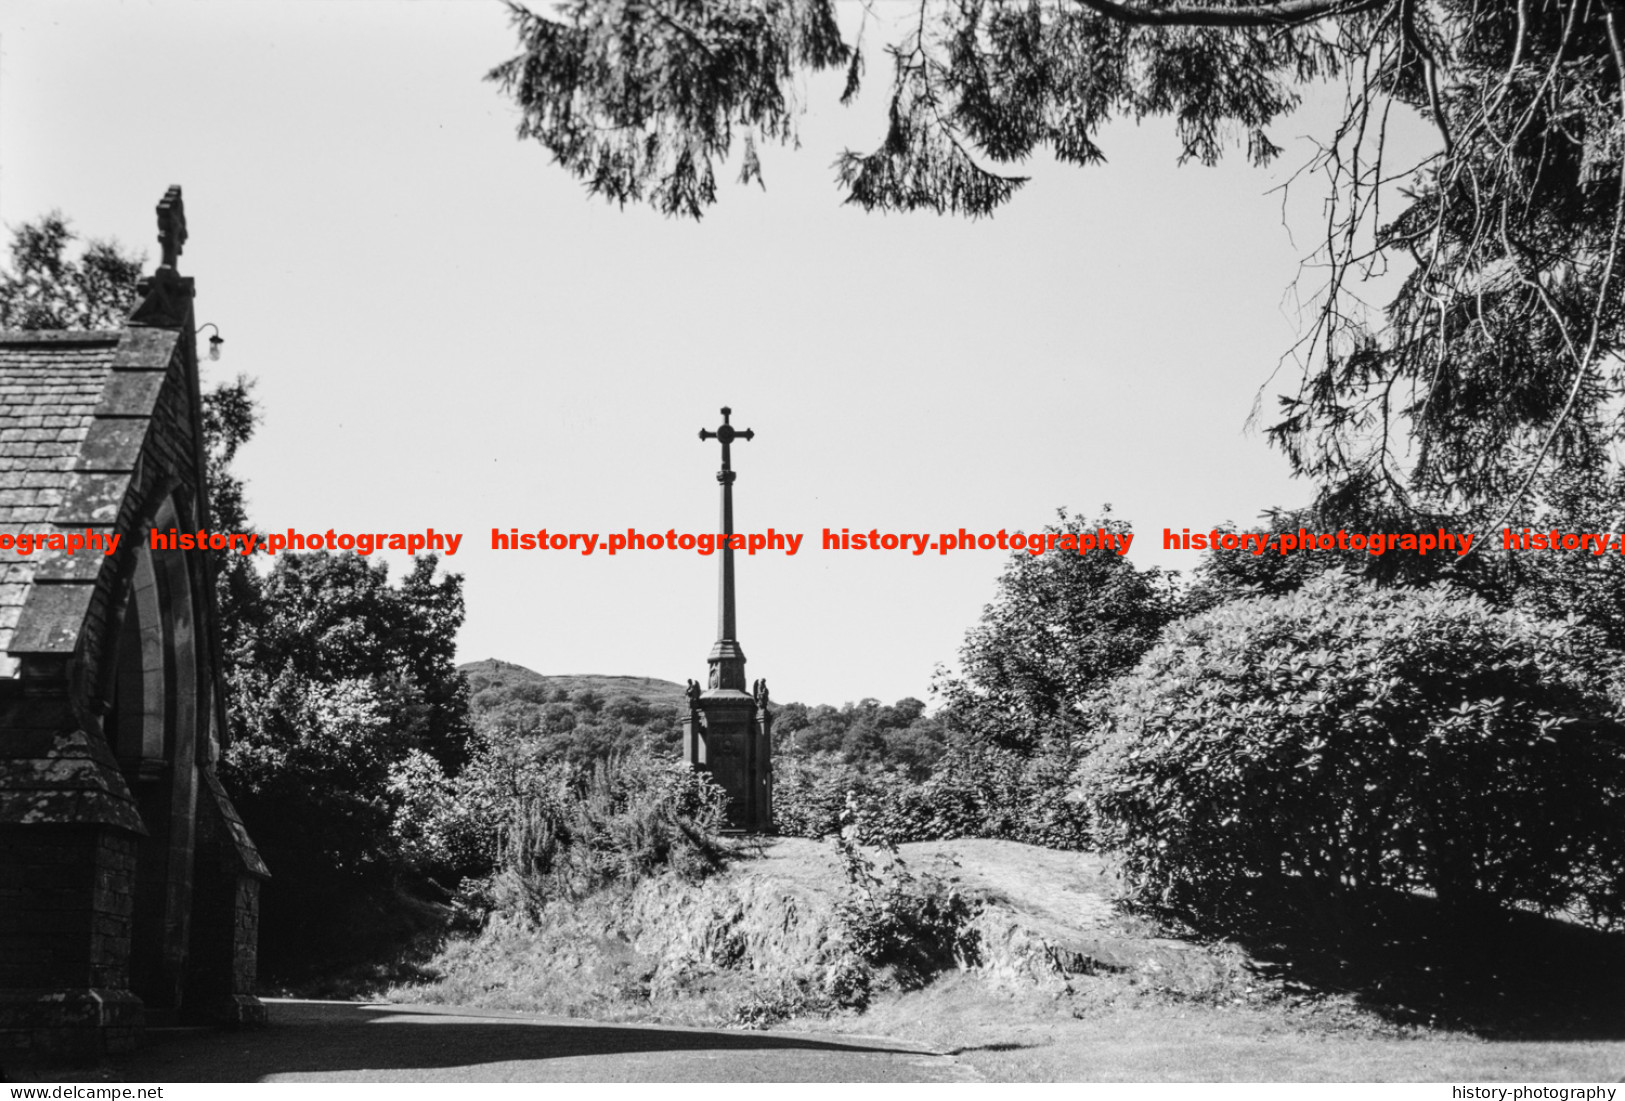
(0, 824, 143, 1057)
(182, 770, 267, 1025)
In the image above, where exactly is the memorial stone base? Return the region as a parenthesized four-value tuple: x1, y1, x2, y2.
(683, 690, 772, 833)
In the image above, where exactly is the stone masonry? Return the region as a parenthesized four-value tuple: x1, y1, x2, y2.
(0, 188, 268, 1060)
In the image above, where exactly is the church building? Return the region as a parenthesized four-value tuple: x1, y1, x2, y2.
(0, 188, 267, 1058)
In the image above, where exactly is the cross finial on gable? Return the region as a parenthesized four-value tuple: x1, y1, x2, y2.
(129, 186, 196, 329)
(156, 186, 187, 270)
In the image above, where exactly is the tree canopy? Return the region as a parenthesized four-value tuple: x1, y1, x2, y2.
(936, 507, 1177, 747)
(489, 0, 1625, 519)
(0, 212, 145, 330)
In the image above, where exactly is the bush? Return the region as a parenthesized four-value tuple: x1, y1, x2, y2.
(393, 724, 729, 920)
(771, 753, 860, 838)
(831, 795, 980, 990)
(773, 739, 1091, 849)
(1080, 571, 1625, 931)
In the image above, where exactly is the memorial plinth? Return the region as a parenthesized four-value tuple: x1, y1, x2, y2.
(682, 407, 773, 832)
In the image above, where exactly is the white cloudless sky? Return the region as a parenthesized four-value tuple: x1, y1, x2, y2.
(0, 1, 1432, 706)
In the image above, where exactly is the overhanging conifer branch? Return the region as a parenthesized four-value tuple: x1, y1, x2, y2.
(1069, 0, 1388, 27)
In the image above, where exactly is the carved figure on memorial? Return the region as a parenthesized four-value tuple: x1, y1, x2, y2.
(752, 678, 770, 710)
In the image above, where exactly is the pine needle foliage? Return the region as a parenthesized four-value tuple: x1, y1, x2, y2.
(488, 0, 849, 218)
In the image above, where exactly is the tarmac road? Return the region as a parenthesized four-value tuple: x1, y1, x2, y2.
(51, 1000, 979, 1083)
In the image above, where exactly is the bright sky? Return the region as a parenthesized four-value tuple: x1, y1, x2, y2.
(0, 2, 1430, 707)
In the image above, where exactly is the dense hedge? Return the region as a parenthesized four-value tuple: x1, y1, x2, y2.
(1080, 572, 1625, 930)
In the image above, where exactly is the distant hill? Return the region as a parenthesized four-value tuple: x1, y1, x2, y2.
(460, 659, 688, 711)
(456, 660, 945, 772)
(457, 660, 689, 762)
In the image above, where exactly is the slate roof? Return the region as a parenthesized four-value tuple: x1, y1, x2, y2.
(0, 326, 183, 831)
(0, 332, 122, 674)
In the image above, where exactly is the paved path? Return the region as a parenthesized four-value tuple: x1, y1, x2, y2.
(66, 1000, 978, 1083)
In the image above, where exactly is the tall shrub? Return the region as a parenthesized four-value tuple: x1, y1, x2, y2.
(392, 724, 729, 920)
(1081, 572, 1625, 931)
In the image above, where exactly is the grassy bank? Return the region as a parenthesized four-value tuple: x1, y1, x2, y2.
(385, 838, 1625, 1081)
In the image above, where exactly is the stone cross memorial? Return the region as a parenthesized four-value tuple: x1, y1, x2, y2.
(683, 407, 772, 832)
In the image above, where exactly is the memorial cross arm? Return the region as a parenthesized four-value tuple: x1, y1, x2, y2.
(699, 406, 754, 474)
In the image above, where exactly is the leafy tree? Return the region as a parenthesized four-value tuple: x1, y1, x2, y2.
(1472, 467, 1625, 653)
(771, 695, 948, 773)
(1183, 499, 1496, 609)
(489, 0, 1625, 516)
(775, 701, 848, 756)
(1188, 473, 1625, 658)
(231, 552, 472, 773)
(937, 507, 1177, 749)
(462, 674, 685, 765)
(570, 686, 605, 714)
(0, 212, 145, 330)
(198, 373, 267, 694)
(199, 373, 258, 532)
(223, 552, 473, 972)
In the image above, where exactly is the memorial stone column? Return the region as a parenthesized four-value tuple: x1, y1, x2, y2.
(682, 407, 773, 832)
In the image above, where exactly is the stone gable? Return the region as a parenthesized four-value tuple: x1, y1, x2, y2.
(0, 188, 266, 1060)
